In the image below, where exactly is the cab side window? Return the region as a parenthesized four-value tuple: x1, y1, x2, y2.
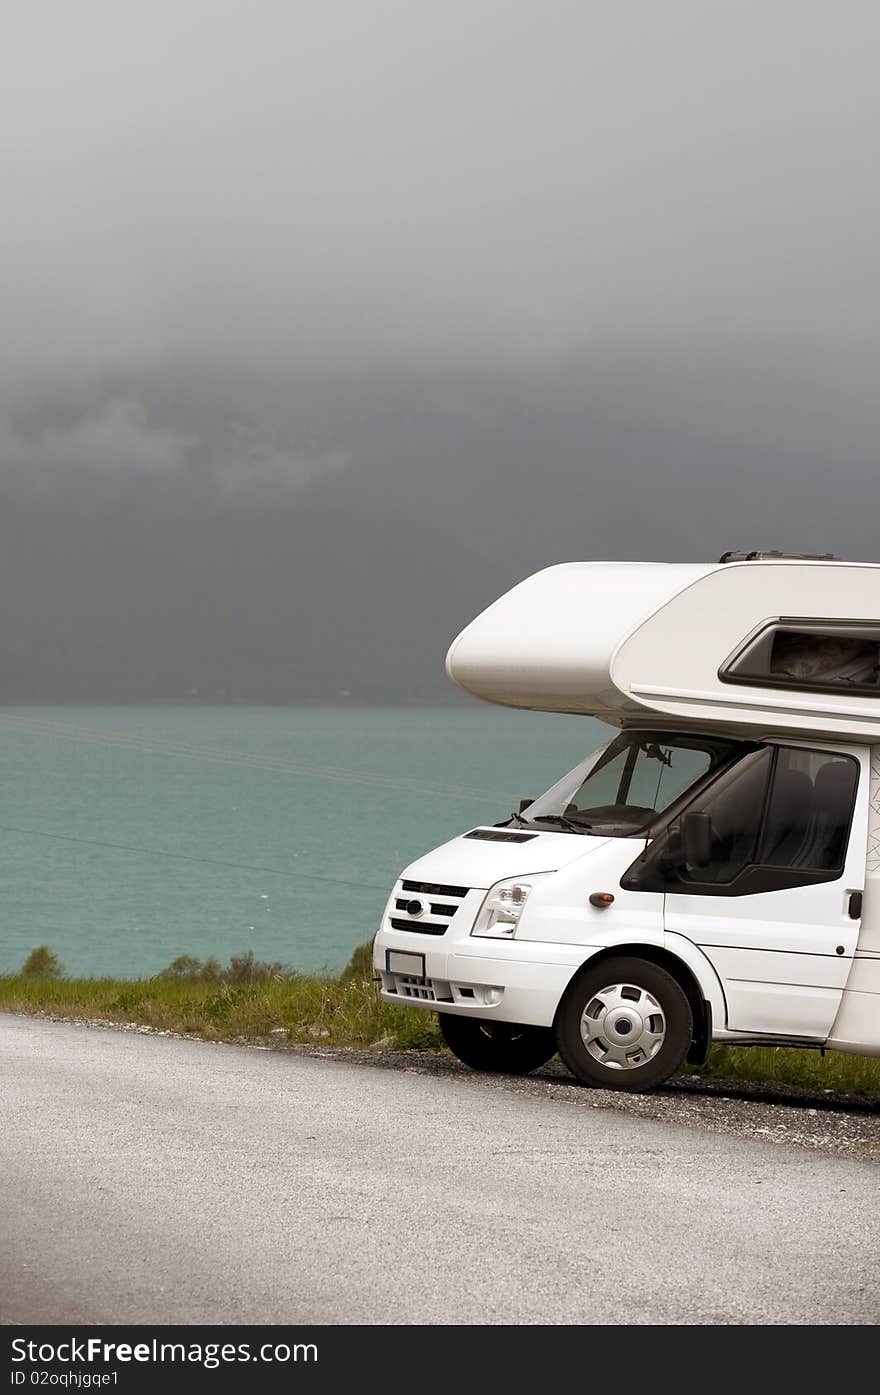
(686, 749, 771, 884)
(758, 749, 857, 872)
(624, 745, 859, 896)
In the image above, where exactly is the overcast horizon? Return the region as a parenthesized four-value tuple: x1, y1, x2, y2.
(3, 2, 880, 702)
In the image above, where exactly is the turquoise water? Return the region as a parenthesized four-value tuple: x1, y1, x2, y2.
(0, 707, 610, 978)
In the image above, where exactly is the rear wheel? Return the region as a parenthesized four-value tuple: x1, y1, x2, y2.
(555, 956, 692, 1092)
(438, 1013, 556, 1075)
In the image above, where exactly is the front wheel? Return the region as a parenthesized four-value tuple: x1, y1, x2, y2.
(438, 1013, 556, 1075)
(555, 956, 692, 1092)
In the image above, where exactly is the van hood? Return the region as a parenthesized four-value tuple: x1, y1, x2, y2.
(400, 827, 612, 891)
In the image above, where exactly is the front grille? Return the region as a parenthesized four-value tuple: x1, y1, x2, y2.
(389, 879, 472, 937)
(395, 975, 436, 1001)
(390, 917, 448, 936)
(395, 897, 458, 916)
(402, 879, 469, 897)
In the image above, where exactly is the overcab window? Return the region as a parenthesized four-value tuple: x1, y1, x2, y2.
(720, 620, 880, 694)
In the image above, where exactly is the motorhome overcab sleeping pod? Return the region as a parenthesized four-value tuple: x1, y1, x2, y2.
(374, 553, 880, 1090)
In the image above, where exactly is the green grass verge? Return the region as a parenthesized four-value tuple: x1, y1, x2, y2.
(0, 969, 442, 1051)
(1, 942, 878, 1097)
(684, 1043, 880, 1097)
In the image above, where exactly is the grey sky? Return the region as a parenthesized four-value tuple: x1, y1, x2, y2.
(2, 2, 880, 700)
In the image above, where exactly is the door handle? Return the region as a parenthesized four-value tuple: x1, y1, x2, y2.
(848, 890, 863, 920)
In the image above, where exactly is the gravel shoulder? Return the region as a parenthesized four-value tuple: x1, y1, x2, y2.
(16, 1009, 880, 1161)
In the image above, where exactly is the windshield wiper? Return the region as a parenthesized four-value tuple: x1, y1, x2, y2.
(530, 813, 587, 834)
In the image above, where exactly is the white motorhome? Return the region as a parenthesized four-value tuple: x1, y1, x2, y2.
(373, 553, 880, 1090)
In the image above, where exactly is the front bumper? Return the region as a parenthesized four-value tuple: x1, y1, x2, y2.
(374, 920, 588, 1028)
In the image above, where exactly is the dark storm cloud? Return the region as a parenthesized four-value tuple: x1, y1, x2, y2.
(5, 0, 880, 365)
(2, 2, 880, 699)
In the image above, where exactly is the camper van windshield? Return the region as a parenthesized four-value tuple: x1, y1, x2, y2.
(521, 732, 736, 836)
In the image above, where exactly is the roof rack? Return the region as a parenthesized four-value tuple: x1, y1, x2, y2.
(718, 550, 839, 563)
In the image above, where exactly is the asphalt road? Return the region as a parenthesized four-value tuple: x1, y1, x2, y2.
(2, 1013, 878, 1325)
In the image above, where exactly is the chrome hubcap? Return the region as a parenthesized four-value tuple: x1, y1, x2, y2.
(579, 982, 666, 1070)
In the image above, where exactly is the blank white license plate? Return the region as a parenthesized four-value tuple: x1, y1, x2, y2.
(387, 949, 426, 977)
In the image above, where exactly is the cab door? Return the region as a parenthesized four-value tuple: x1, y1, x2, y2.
(661, 743, 868, 1039)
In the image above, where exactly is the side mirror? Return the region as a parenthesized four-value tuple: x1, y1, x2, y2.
(681, 811, 713, 868)
(519, 798, 534, 813)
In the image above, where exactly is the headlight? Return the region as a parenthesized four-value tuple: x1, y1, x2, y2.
(471, 875, 548, 939)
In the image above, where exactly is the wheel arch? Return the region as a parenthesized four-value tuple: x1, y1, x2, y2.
(556, 940, 725, 1065)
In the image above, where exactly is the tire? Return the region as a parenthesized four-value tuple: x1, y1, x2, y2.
(555, 956, 692, 1092)
(438, 1013, 557, 1075)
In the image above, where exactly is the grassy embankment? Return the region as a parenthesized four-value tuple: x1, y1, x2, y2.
(1, 942, 879, 1097)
